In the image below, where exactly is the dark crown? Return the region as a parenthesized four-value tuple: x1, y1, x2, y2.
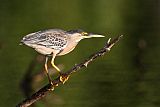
(67, 29, 84, 34)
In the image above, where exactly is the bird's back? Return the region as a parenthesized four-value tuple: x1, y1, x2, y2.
(21, 29, 68, 55)
(22, 29, 68, 50)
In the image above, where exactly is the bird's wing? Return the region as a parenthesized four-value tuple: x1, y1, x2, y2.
(34, 29, 68, 50)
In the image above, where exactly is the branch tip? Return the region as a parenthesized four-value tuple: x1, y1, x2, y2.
(107, 38, 112, 44)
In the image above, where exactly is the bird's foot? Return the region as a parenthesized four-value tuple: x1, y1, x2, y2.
(60, 73, 70, 84)
(49, 81, 53, 85)
(48, 82, 54, 91)
(48, 82, 59, 91)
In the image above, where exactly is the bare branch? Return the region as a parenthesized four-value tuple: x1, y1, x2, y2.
(16, 35, 123, 107)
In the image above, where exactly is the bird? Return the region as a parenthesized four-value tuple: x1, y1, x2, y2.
(20, 29, 105, 84)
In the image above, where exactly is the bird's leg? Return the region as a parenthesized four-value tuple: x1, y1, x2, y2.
(44, 56, 53, 85)
(51, 54, 69, 84)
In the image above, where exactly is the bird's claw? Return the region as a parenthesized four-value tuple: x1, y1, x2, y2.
(60, 74, 70, 84)
(48, 82, 59, 91)
(49, 80, 53, 85)
(48, 83, 54, 91)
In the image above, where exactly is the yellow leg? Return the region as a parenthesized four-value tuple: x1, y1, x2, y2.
(51, 61, 60, 72)
(51, 55, 69, 84)
(44, 57, 53, 85)
(51, 54, 60, 72)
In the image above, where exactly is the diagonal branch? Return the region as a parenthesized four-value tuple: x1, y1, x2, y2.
(16, 35, 123, 107)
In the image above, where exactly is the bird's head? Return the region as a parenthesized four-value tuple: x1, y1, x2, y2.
(67, 29, 105, 42)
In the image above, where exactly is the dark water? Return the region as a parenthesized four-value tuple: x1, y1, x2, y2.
(0, 0, 159, 107)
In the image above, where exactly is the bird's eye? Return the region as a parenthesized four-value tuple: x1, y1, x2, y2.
(81, 32, 88, 36)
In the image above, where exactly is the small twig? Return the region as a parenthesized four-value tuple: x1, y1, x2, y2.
(17, 35, 123, 107)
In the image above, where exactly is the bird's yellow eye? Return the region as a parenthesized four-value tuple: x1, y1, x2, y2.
(81, 32, 88, 36)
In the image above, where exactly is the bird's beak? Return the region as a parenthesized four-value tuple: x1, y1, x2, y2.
(82, 33, 105, 39)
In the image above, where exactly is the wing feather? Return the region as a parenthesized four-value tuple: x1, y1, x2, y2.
(22, 29, 68, 50)
(35, 29, 68, 50)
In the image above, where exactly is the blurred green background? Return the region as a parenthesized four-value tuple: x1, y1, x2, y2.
(0, 0, 159, 107)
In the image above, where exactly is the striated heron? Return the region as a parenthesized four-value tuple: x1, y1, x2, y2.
(20, 29, 104, 84)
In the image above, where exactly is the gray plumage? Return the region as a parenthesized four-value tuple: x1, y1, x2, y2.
(21, 29, 68, 51)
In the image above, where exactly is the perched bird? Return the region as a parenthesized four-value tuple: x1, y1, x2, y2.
(20, 29, 104, 84)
